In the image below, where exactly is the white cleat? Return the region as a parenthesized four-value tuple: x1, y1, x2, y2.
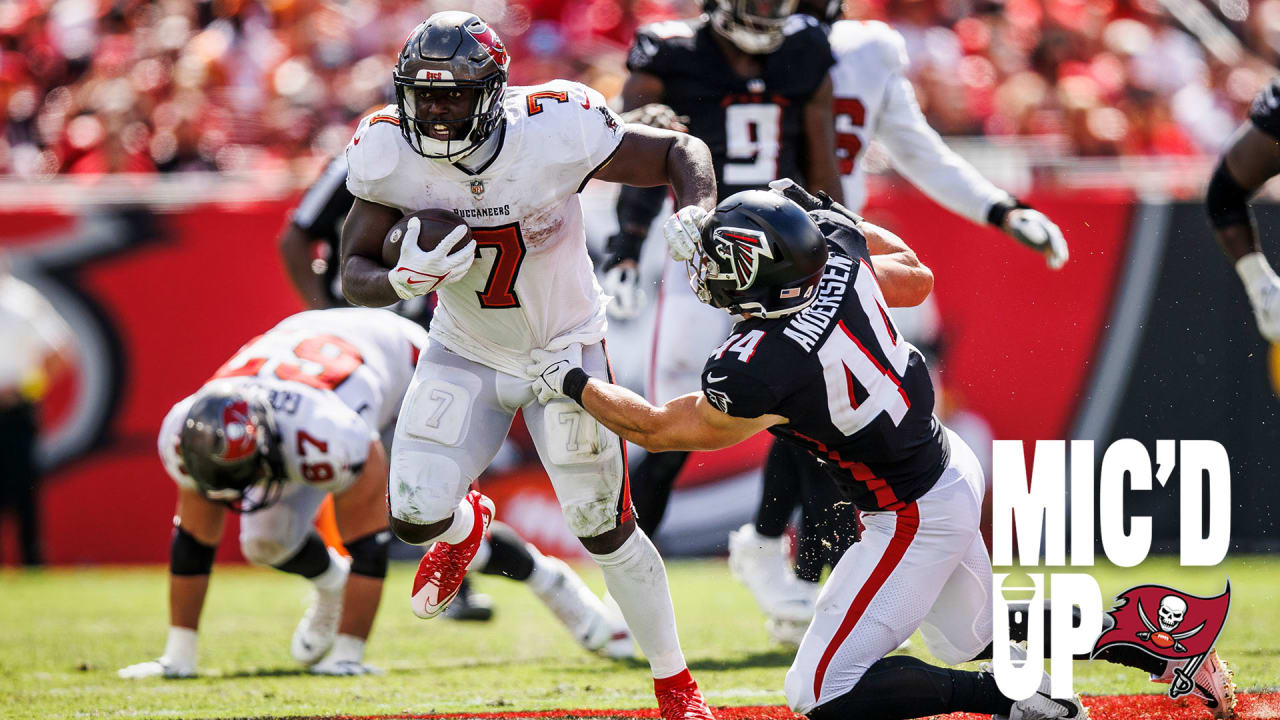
(600, 591, 635, 659)
(534, 557, 631, 656)
(728, 524, 815, 631)
(291, 556, 349, 665)
(117, 656, 195, 679)
(988, 657, 1087, 720)
(1152, 649, 1238, 719)
(309, 658, 383, 676)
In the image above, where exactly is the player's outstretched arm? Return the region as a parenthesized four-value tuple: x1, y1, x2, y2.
(862, 221, 933, 307)
(802, 75, 844, 203)
(583, 382, 782, 453)
(1207, 123, 1280, 342)
(594, 123, 717, 214)
(339, 198, 404, 308)
(119, 488, 225, 679)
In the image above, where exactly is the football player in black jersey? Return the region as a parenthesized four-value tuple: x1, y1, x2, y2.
(602, 0, 847, 625)
(1206, 78, 1280, 343)
(533, 183, 1236, 719)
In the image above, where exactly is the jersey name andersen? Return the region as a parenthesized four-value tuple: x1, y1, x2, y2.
(782, 253, 855, 352)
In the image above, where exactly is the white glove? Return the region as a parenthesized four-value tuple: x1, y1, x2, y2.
(526, 345, 582, 404)
(1237, 252, 1280, 342)
(663, 205, 709, 262)
(119, 627, 197, 679)
(1005, 208, 1068, 270)
(387, 218, 476, 300)
(601, 264, 646, 319)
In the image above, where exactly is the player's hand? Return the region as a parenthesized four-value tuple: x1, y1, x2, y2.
(1238, 255, 1280, 342)
(664, 206, 709, 262)
(1004, 209, 1068, 270)
(620, 104, 689, 132)
(387, 218, 476, 300)
(527, 345, 582, 404)
(118, 656, 196, 679)
(601, 262, 646, 319)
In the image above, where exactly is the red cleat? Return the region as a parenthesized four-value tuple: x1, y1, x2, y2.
(655, 668, 715, 720)
(410, 491, 494, 619)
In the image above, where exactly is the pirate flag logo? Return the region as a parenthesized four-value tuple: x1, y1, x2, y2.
(1092, 583, 1231, 702)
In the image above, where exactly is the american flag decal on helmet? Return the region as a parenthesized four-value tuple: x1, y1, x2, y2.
(713, 227, 774, 290)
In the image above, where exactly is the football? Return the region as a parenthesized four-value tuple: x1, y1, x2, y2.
(382, 208, 472, 268)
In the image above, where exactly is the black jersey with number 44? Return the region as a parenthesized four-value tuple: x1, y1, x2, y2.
(699, 210, 949, 512)
(627, 16, 835, 199)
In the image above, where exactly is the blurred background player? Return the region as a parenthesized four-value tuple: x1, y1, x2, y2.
(279, 151, 615, 632)
(726, 0, 1073, 644)
(601, 0, 844, 625)
(0, 255, 74, 567)
(338, 13, 716, 717)
(1206, 76, 1280, 343)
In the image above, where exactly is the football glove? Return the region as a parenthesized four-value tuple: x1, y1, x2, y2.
(664, 205, 709, 262)
(620, 103, 689, 132)
(1005, 208, 1069, 270)
(1236, 252, 1280, 342)
(601, 264, 645, 319)
(387, 218, 476, 300)
(527, 345, 582, 404)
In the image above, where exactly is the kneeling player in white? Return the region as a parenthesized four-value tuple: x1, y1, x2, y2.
(338, 12, 718, 718)
(120, 309, 424, 678)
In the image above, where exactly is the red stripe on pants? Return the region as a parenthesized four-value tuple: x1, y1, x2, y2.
(811, 502, 921, 704)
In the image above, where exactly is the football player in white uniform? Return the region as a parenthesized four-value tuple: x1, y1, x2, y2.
(723, 0, 1074, 643)
(119, 308, 631, 679)
(338, 13, 718, 719)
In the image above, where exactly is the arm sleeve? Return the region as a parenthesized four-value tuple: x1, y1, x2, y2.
(293, 154, 355, 235)
(157, 398, 199, 491)
(701, 363, 780, 419)
(871, 31, 1012, 226)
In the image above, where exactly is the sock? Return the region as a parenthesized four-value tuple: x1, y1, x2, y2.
(323, 633, 366, 663)
(590, 529, 686, 679)
(807, 656, 1013, 720)
(527, 550, 561, 596)
(480, 523, 537, 581)
(163, 626, 198, 666)
(435, 498, 476, 545)
(311, 547, 349, 594)
(654, 667, 698, 692)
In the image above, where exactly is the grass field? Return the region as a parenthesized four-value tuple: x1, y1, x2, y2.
(2, 556, 1278, 719)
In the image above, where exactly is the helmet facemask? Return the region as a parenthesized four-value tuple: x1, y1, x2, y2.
(708, 0, 799, 54)
(180, 391, 286, 514)
(394, 74, 505, 160)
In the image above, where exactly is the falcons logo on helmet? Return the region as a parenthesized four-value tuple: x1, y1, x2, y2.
(712, 227, 774, 290)
(468, 23, 510, 71)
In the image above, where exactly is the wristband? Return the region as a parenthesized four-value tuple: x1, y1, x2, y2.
(563, 368, 590, 406)
(986, 197, 1029, 228)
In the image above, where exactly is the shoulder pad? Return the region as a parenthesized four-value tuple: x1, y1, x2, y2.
(864, 20, 909, 69)
(345, 105, 402, 184)
(640, 19, 696, 40)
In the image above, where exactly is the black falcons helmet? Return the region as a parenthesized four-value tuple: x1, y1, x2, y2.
(705, 0, 799, 54)
(690, 189, 828, 318)
(179, 389, 285, 513)
(394, 12, 510, 159)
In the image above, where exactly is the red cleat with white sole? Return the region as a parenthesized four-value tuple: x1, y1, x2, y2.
(410, 491, 494, 619)
(655, 668, 715, 720)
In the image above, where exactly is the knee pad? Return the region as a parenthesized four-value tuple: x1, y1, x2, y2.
(170, 525, 216, 576)
(389, 450, 466, 525)
(399, 378, 473, 446)
(345, 529, 391, 579)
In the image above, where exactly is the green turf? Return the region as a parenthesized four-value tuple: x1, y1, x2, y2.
(1, 556, 1277, 719)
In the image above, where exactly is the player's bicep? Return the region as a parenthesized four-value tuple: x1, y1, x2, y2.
(863, 222, 932, 308)
(340, 198, 400, 267)
(650, 393, 781, 451)
(591, 124, 682, 187)
(1226, 124, 1280, 193)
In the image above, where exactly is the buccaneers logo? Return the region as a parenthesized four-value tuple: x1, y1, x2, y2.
(218, 400, 258, 463)
(467, 23, 510, 71)
(1092, 583, 1230, 702)
(712, 227, 774, 290)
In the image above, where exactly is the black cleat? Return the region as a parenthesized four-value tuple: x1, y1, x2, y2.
(443, 578, 494, 622)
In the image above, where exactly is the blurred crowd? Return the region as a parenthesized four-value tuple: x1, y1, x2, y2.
(0, 0, 1277, 177)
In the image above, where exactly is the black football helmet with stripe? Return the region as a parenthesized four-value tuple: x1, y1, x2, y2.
(690, 189, 828, 318)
